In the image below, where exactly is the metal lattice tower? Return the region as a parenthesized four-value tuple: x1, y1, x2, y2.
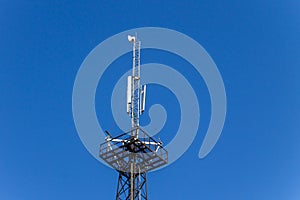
(99, 35, 168, 200)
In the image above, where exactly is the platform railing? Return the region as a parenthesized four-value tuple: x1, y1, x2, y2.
(99, 127, 168, 172)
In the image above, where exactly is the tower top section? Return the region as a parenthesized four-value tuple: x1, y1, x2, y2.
(126, 35, 146, 134)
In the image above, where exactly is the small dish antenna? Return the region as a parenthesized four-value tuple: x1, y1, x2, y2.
(127, 35, 136, 42)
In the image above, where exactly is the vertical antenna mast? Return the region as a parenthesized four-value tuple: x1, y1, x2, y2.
(127, 35, 145, 137)
(131, 34, 141, 129)
(128, 35, 141, 200)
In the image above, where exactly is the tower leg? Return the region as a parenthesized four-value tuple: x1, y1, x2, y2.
(116, 171, 148, 200)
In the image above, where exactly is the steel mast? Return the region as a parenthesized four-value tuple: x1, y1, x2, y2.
(128, 34, 142, 135)
(99, 35, 168, 200)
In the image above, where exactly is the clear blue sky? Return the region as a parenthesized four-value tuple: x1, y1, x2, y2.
(1, 1, 300, 199)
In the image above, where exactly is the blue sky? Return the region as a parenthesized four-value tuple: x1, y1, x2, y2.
(1, 1, 300, 199)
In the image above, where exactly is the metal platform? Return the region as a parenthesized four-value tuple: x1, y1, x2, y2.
(99, 127, 168, 173)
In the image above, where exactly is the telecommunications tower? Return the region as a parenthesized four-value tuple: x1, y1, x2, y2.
(99, 35, 168, 200)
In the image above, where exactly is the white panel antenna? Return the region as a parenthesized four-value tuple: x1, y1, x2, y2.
(126, 76, 132, 114)
(140, 85, 146, 114)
